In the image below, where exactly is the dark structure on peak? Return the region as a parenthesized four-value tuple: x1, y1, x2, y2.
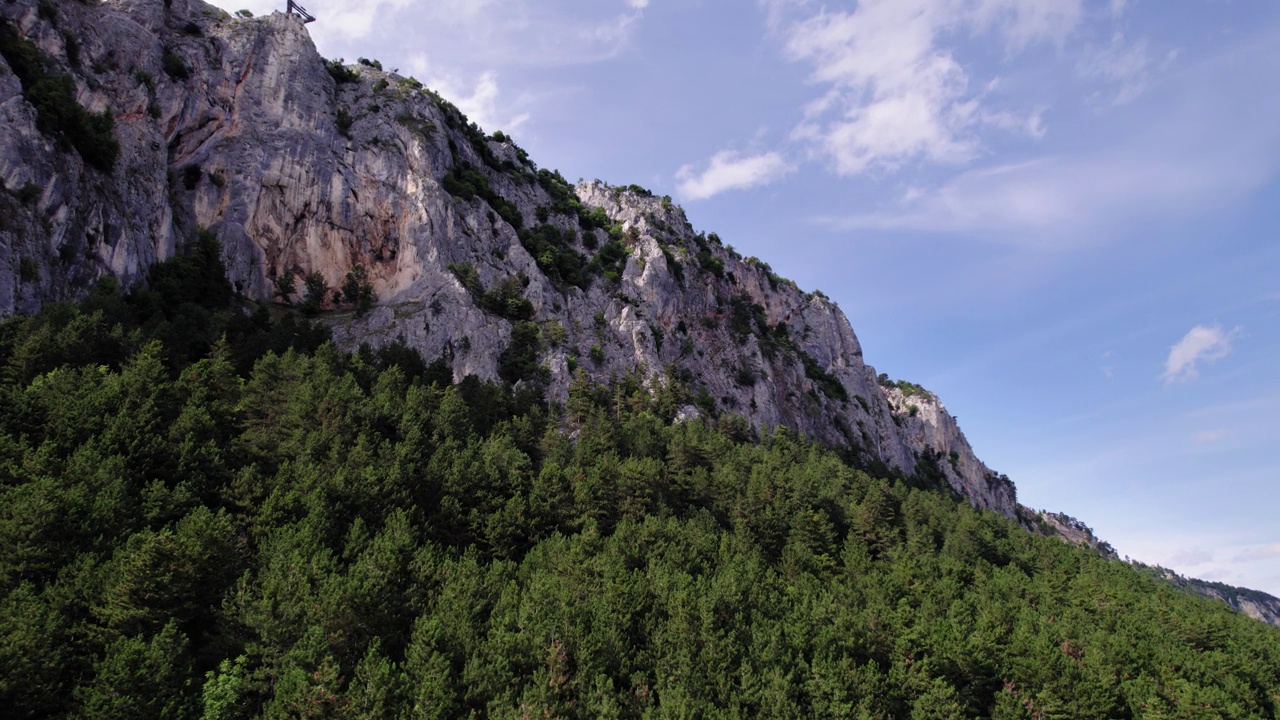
(286, 0, 316, 23)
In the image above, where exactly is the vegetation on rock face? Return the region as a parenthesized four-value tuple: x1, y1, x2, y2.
(447, 264, 534, 322)
(880, 372, 932, 399)
(441, 163, 523, 230)
(0, 22, 119, 172)
(518, 224, 590, 291)
(394, 110, 435, 141)
(162, 47, 190, 81)
(325, 58, 360, 85)
(0, 243, 1278, 719)
(802, 349, 850, 403)
(335, 107, 354, 138)
(0, 11, 1276, 716)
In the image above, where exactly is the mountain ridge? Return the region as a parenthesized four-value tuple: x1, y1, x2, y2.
(1, 0, 1276, 626)
(0, 0, 1013, 517)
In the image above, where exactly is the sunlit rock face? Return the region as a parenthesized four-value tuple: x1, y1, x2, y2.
(0, 0, 1016, 518)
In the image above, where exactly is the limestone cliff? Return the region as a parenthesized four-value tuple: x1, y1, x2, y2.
(1141, 566, 1280, 629)
(1025, 510, 1118, 559)
(0, 0, 1020, 517)
(1025, 511, 1280, 628)
(6, 0, 1280, 628)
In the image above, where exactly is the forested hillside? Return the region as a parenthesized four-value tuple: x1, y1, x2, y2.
(0, 0, 1009, 513)
(2, 239, 1279, 719)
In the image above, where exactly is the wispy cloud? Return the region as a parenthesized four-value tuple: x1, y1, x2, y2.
(816, 148, 1241, 242)
(390, 1, 651, 68)
(1170, 547, 1214, 567)
(212, 0, 651, 68)
(1082, 525, 1280, 597)
(213, 0, 416, 44)
(1193, 429, 1226, 444)
(1163, 325, 1241, 385)
(775, 0, 1079, 176)
(212, 0, 653, 146)
(1232, 544, 1280, 563)
(405, 59, 530, 134)
(813, 30, 1280, 244)
(676, 151, 792, 201)
(1078, 32, 1153, 105)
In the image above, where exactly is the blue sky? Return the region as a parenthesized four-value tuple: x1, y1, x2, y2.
(215, 0, 1280, 596)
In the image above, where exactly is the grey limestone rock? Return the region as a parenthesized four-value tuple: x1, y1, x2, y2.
(0, 0, 1015, 517)
(8, 0, 1280, 628)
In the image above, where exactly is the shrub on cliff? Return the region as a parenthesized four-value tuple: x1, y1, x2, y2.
(0, 23, 119, 171)
(325, 58, 360, 84)
(161, 47, 189, 81)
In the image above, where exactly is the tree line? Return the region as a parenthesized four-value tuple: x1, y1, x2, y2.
(1, 238, 1277, 718)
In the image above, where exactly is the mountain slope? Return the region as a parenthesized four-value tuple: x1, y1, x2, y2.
(1, 264, 1279, 717)
(1143, 566, 1280, 628)
(0, 0, 1013, 516)
(1, 0, 1275, 628)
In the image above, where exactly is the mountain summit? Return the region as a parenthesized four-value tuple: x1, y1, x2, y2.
(2, 0, 1277, 628)
(0, 0, 1014, 514)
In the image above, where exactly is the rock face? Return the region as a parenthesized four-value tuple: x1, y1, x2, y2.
(1024, 512, 1280, 629)
(1026, 510, 1119, 559)
(0, 0, 999, 519)
(1187, 583, 1280, 628)
(7, 0, 1280, 627)
(1145, 567, 1280, 629)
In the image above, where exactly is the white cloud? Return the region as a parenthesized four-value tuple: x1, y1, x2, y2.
(776, 0, 1080, 176)
(210, 0, 649, 68)
(1079, 32, 1153, 105)
(819, 148, 1233, 241)
(1193, 429, 1226, 444)
(1162, 325, 1241, 385)
(407, 60, 530, 134)
(759, 0, 807, 34)
(814, 31, 1280, 244)
(213, 0, 415, 44)
(676, 151, 793, 201)
(211, 0, 656, 143)
(1170, 547, 1214, 567)
(1233, 544, 1280, 563)
(397, 1, 649, 68)
(969, 0, 1083, 49)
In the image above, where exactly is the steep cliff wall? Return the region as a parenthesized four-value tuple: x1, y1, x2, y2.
(883, 385, 1017, 515)
(0, 0, 1014, 515)
(6, 0, 1280, 628)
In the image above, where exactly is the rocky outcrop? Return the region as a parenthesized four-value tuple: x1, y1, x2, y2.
(883, 384, 1017, 515)
(1189, 583, 1280, 628)
(1024, 510, 1118, 559)
(1139, 566, 1280, 629)
(7, 0, 1280, 628)
(1024, 511, 1280, 628)
(0, 0, 1007, 518)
